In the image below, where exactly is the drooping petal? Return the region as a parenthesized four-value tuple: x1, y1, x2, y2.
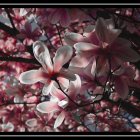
(114, 77, 129, 100)
(74, 42, 98, 53)
(33, 41, 53, 73)
(95, 18, 121, 45)
(70, 52, 94, 68)
(42, 81, 54, 95)
(57, 77, 69, 90)
(111, 38, 140, 62)
(47, 112, 54, 122)
(54, 111, 65, 129)
(68, 74, 81, 99)
(36, 102, 60, 113)
(64, 32, 88, 46)
(51, 85, 66, 101)
(19, 70, 48, 84)
(53, 46, 73, 73)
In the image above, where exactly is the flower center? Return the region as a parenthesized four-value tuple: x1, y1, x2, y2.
(50, 72, 59, 81)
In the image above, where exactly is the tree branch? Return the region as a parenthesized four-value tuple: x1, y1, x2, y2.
(0, 21, 19, 36)
(0, 56, 40, 65)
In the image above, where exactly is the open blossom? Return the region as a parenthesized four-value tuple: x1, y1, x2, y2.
(36, 74, 81, 128)
(17, 21, 42, 46)
(113, 64, 140, 99)
(47, 8, 89, 27)
(65, 18, 140, 76)
(19, 41, 76, 96)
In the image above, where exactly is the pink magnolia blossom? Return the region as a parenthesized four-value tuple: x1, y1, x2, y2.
(19, 41, 76, 96)
(10, 8, 27, 28)
(36, 74, 81, 128)
(65, 18, 140, 75)
(113, 64, 139, 99)
(17, 21, 42, 46)
(47, 8, 89, 27)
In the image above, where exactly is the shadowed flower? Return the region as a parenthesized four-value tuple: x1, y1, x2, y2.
(65, 18, 140, 76)
(36, 74, 81, 128)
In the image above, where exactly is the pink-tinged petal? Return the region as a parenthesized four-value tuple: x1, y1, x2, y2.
(26, 118, 37, 127)
(96, 56, 109, 77)
(83, 26, 100, 45)
(54, 111, 65, 129)
(19, 70, 47, 84)
(95, 18, 121, 45)
(53, 46, 73, 73)
(51, 86, 66, 101)
(48, 113, 54, 122)
(42, 81, 54, 95)
(58, 99, 69, 108)
(19, 8, 28, 16)
(33, 41, 53, 73)
(57, 77, 69, 89)
(74, 42, 98, 53)
(36, 102, 60, 113)
(48, 9, 61, 24)
(64, 32, 88, 46)
(91, 59, 97, 77)
(114, 77, 129, 100)
(112, 38, 140, 62)
(68, 74, 81, 99)
(70, 52, 94, 68)
(60, 9, 70, 27)
(70, 74, 81, 94)
(59, 69, 76, 81)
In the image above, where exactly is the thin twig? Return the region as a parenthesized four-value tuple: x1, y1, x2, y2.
(5, 8, 17, 30)
(0, 56, 40, 65)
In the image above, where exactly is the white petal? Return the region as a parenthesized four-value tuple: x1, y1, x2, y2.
(33, 41, 53, 73)
(74, 42, 97, 53)
(54, 111, 65, 129)
(19, 70, 47, 84)
(36, 102, 60, 113)
(42, 81, 54, 95)
(70, 53, 93, 68)
(57, 77, 69, 90)
(53, 46, 73, 73)
(26, 118, 37, 127)
(64, 32, 86, 46)
(70, 74, 81, 94)
(3, 122, 14, 132)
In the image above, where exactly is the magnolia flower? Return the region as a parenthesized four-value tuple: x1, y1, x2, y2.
(36, 74, 81, 128)
(113, 64, 139, 99)
(17, 21, 42, 46)
(65, 18, 140, 76)
(47, 8, 89, 27)
(19, 41, 76, 96)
